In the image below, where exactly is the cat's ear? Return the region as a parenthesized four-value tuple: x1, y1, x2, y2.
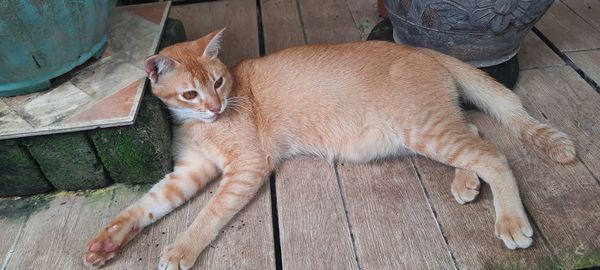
(201, 28, 225, 59)
(144, 55, 179, 83)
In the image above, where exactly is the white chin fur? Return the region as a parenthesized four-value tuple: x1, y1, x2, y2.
(169, 107, 217, 123)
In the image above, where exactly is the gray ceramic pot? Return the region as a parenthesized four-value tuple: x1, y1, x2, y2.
(384, 0, 554, 67)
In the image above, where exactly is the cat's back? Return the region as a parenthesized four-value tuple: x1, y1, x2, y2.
(237, 41, 450, 108)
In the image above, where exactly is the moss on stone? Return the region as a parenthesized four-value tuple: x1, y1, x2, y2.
(90, 93, 172, 184)
(23, 132, 111, 191)
(0, 140, 53, 196)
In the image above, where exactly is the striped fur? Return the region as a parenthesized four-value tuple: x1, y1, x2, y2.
(84, 30, 576, 269)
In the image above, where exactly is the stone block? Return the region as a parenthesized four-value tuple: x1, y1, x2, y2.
(23, 132, 111, 190)
(90, 93, 172, 184)
(0, 140, 53, 196)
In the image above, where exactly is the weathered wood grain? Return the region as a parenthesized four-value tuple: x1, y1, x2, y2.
(0, 201, 29, 270)
(561, 0, 600, 31)
(346, 0, 380, 40)
(275, 158, 358, 270)
(297, 0, 361, 43)
(566, 49, 600, 85)
(519, 32, 565, 70)
(337, 160, 456, 270)
(413, 157, 559, 269)
(4, 191, 113, 269)
(169, 3, 211, 41)
(536, 1, 600, 52)
(169, 0, 259, 67)
(203, 0, 260, 67)
(260, 0, 306, 53)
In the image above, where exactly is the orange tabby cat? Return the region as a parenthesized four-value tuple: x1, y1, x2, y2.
(84, 29, 576, 269)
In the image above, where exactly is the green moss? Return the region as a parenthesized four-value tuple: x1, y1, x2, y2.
(90, 94, 172, 184)
(483, 255, 562, 270)
(0, 192, 55, 220)
(0, 140, 53, 196)
(23, 132, 111, 191)
(559, 245, 600, 269)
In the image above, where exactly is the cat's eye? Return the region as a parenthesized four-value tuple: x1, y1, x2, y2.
(182, 90, 198, 100)
(214, 77, 223, 89)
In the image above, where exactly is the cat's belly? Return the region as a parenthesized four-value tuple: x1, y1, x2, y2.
(281, 122, 415, 163)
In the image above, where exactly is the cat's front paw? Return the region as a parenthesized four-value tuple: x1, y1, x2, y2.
(83, 218, 140, 267)
(495, 212, 533, 249)
(159, 241, 199, 270)
(451, 169, 480, 204)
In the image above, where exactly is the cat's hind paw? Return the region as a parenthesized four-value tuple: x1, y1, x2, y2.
(451, 169, 480, 204)
(159, 242, 199, 270)
(495, 212, 533, 249)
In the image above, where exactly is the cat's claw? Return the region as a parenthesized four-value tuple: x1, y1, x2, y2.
(83, 219, 140, 268)
(159, 242, 198, 270)
(451, 169, 480, 204)
(495, 212, 534, 249)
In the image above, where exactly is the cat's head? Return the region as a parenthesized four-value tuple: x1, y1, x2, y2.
(144, 29, 232, 123)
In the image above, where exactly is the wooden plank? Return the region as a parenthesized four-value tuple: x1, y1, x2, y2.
(566, 49, 600, 85)
(413, 157, 559, 269)
(205, 0, 260, 67)
(297, 0, 361, 43)
(0, 199, 29, 269)
(169, 0, 259, 67)
(169, 3, 211, 41)
(346, 0, 380, 40)
(519, 32, 565, 70)
(337, 160, 456, 269)
(536, 1, 600, 52)
(561, 0, 600, 31)
(275, 158, 358, 270)
(4, 191, 114, 269)
(0, 219, 24, 269)
(260, 0, 306, 53)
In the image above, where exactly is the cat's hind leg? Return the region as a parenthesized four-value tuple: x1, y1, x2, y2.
(83, 150, 219, 268)
(451, 124, 481, 204)
(407, 120, 533, 249)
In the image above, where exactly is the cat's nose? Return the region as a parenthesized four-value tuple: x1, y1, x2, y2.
(209, 106, 221, 114)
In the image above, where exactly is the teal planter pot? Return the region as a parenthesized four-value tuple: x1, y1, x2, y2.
(0, 0, 115, 97)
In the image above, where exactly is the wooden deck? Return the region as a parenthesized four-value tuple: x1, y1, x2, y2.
(1, 0, 600, 269)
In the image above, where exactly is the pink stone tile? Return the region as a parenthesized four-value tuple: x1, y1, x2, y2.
(66, 80, 141, 124)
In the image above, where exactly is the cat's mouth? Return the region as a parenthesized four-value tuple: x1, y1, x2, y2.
(168, 107, 219, 123)
(203, 113, 218, 122)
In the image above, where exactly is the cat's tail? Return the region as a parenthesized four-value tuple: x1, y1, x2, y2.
(427, 49, 576, 164)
